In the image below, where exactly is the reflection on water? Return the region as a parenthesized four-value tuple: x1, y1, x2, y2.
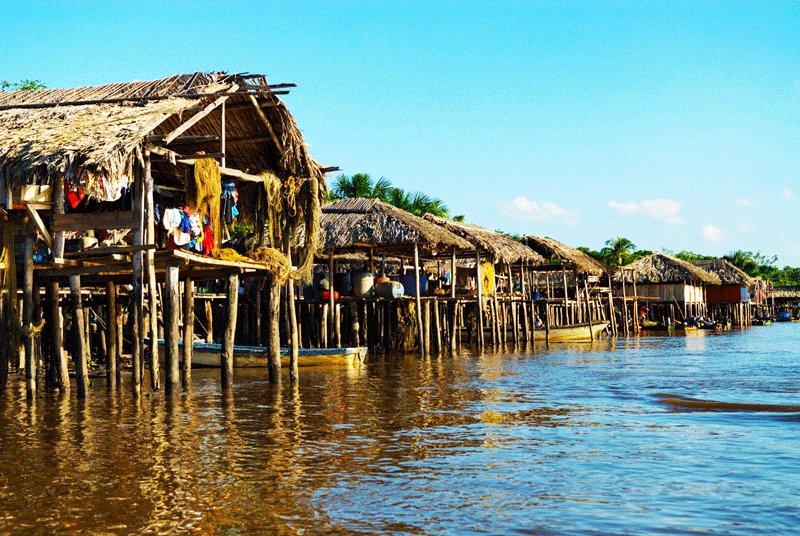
(1, 325, 800, 533)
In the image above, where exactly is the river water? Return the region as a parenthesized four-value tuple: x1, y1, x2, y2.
(1, 324, 799, 534)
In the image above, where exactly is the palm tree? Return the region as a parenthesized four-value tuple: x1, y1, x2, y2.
(330, 173, 392, 201)
(724, 250, 758, 275)
(601, 237, 636, 267)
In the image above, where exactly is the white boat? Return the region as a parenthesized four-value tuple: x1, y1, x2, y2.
(158, 340, 368, 368)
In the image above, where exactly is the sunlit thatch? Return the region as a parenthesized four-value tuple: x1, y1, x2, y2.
(522, 235, 608, 275)
(614, 253, 720, 284)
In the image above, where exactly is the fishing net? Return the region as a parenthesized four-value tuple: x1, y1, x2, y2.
(188, 157, 221, 246)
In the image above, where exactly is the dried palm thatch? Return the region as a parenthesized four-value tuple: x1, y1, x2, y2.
(0, 72, 327, 203)
(690, 259, 753, 286)
(0, 98, 195, 201)
(522, 235, 608, 275)
(422, 214, 545, 265)
(613, 253, 720, 284)
(320, 198, 473, 256)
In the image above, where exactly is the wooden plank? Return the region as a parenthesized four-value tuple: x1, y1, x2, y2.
(146, 144, 263, 182)
(163, 87, 238, 144)
(25, 205, 53, 247)
(248, 94, 282, 151)
(62, 244, 155, 258)
(52, 211, 139, 232)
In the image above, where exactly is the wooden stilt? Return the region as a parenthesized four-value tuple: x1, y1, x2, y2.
(182, 278, 194, 388)
(433, 299, 442, 353)
(286, 264, 299, 382)
(143, 151, 159, 391)
(131, 161, 144, 395)
(164, 266, 180, 393)
(423, 300, 431, 355)
(69, 275, 89, 397)
(321, 303, 329, 348)
(22, 224, 36, 399)
(105, 282, 117, 389)
(450, 249, 458, 352)
(203, 299, 214, 343)
(267, 275, 281, 384)
(328, 251, 335, 346)
(475, 248, 484, 349)
(414, 242, 425, 357)
(222, 272, 239, 389)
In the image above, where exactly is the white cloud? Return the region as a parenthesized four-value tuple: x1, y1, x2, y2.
(502, 196, 579, 226)
(701, 224, 724, 242)
(782, 188, 796, 200)
(732, 197, 756, 207)
(607, 198, 684, 225)
(738, 221, 754, 233)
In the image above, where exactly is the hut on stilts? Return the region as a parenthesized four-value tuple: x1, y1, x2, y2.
(690, 258, 753, 327)
(314, 198, 472, 356)
(0, 71, 327, 399)
(521, 235, 614, 339)
(422, 214, 545, 346)
(612, 253, 719, 330)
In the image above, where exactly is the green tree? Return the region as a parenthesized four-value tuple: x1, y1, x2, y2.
(600, 237, 636, 267)
(674, 250, 714, 262)
(1, 79, 46, 91)
(330, 173, 392, 201)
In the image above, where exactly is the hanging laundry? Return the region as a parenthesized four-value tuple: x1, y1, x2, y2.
(221, 181, 239, 226)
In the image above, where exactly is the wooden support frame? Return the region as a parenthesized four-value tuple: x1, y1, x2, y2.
(162, 87, 238, 145)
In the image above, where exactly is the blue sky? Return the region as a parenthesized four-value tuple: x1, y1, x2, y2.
(2, 1, 799, 263)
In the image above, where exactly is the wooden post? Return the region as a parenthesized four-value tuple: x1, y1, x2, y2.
(182, 278, 194, 388)
(584, 280, 595, 341)
(544, 302, 551, 344)
(267, 275, 281, 384)
(70, 275, 89, 397)
(433, 299, 442, 353)
(450, 249, 458, 352)
(328, 251, 335, 346)
(204, 299, 214, 343)
(143, 151, 160, 391)
(22, 223, 36, 399)
(620, 268, 629, 336)
(414, 242, 424, 357)
(164, 266, 181, 393)
(286, 249, 299, 382)
(131, 161, 144, 395)
(335, 303, 342, 348)
(350, 302, 360, 347)
(632, 270, 639, 335)
(475, 248, 484, 349)
(105, 282, 118, 389)
(321, 303, 329, 348)
(423, 300, 431, 355)
(222, 272, 239, 389)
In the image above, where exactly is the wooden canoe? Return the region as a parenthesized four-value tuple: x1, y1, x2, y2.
(158, 340, 368, 368)
(532, 322, 609, 342)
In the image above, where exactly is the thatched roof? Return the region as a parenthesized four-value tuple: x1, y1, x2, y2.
(422, 214, 544, 265)
(0, 72, 324, 201)
(320, 198, 472, 256)
(690, 259, 753, 286)
(613, 253, 720, 285)
(521, 235, 608, 275)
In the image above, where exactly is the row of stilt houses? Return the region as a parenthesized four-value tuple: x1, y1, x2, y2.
(0, 71, 779, 400)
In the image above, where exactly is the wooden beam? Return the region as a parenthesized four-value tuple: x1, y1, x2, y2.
(163, 87, 238, 145)
(25, 205, 52, 247)
(146, 144, 263, 182)
(248, 95, 282, 151)
(52, 211, 139, 233)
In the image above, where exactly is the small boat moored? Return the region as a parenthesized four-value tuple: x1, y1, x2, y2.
(158, 340, 368, 368)
(532, 322, 609, 342)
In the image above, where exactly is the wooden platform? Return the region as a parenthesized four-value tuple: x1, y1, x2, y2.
(34, 248, 271, 283)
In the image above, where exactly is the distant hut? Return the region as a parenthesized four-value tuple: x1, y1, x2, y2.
(422, 214, 545, 295)
(0, 72, 327, 396)
(614, 253, 719, 323)
(521, 235, 613, 332)
(690, 259, 753, 326)
(318, 198, 473, 354)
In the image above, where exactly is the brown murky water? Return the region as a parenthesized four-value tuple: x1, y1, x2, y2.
(2, 325, 799, 533)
